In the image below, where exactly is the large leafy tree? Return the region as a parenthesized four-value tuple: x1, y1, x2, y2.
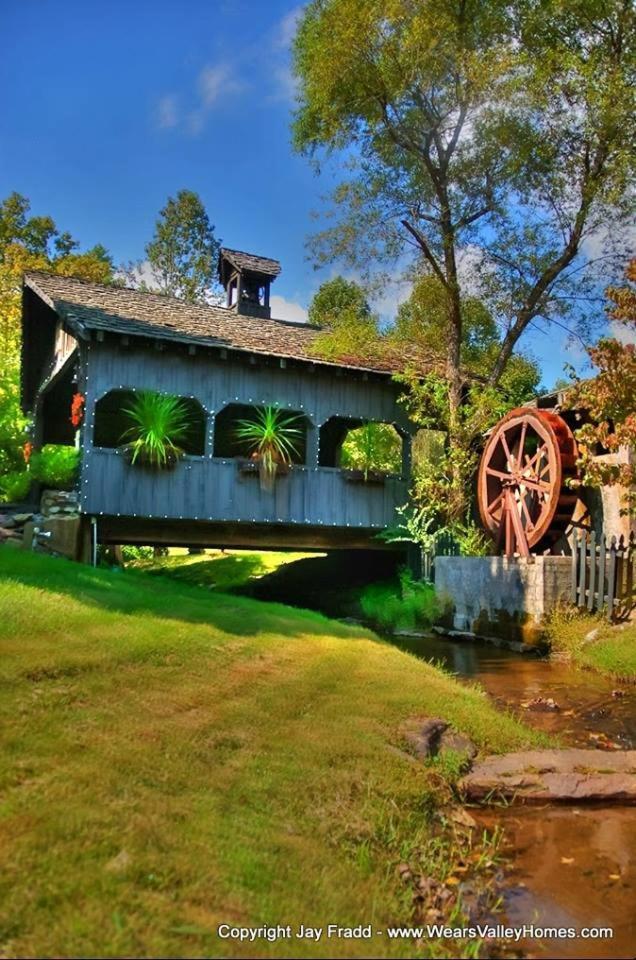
(292, 0, 635, 441)
(308, 275, 371, 327)
(0, 192, 113, 499)
(145, 190, 220, 303)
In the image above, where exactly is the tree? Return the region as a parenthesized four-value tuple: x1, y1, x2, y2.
(293, 0, 635, 442)
(145, 190, 220, 303)
(308, 275, 371, 327)
(0, 193, 113, 500)
(392, 275, 541, 407)
(568, 259, 636, 512)
(389, 276, 541, 528)
(308, 271, 541, 528)
(307, 276, 382, 362)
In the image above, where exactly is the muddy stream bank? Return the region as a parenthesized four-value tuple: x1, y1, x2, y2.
(391, 632, 636, 960)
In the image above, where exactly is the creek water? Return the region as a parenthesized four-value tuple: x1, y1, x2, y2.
(390, 632, 636, 960)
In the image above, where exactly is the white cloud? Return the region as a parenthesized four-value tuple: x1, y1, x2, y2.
(270, 294, 308, 323)
(156, 94, 179, 129)
(371, 279, 412, 325)
(198, 62, 243, 107)
(270, 64, 298, 103)
(275, 6, 304, 49)
(610, 320, 636, 345)
(266, 6, 304, 103)
(155, 61, 245, 135)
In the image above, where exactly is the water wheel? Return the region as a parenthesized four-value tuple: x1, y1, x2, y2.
(477, 407, 579, 557)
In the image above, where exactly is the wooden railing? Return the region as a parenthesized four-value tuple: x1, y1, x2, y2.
(421, 531, 460, 582)
(571, 530, 635, 621)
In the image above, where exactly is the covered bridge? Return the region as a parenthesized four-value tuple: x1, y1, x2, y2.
(21, 249, 419, 554)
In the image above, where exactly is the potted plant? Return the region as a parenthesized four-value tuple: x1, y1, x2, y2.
(234, 405, 303, 491)
(120, 390, 193, 469)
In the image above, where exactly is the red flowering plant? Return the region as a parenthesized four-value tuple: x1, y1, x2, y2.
(70, 393, 85, 428)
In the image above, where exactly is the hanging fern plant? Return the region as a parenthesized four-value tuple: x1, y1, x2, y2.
(120, 391, 193, 469)
(234, 405, 304, 491)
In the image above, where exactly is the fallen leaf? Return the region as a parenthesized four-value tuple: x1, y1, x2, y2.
(608, 873, 621, 880)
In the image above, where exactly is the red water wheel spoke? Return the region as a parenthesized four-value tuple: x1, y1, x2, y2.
(478, 408, 579, 558)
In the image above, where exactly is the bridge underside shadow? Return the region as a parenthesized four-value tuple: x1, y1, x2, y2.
(95, 516, 402, 553)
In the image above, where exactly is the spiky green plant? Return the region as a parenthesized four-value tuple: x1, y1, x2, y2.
(234, 405, 303, 491)
(120, 391, 192, 469)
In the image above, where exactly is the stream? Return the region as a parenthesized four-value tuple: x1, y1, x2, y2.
(390, 632, 636, 960)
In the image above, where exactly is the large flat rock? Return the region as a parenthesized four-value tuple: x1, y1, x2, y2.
(460, 749, 636, 804)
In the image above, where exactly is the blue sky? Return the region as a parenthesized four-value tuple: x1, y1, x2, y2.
(0, 0, 590, 388)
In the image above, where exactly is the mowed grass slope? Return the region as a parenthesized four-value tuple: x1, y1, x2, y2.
(547, 610, 636, 680)
(0, 548, 542, 959)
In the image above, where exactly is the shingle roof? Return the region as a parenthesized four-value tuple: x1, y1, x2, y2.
(219, 248, 281, 277)
(23, 271, 416, 376)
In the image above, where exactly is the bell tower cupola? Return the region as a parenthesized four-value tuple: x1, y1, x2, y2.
(218, 248, 281, 319)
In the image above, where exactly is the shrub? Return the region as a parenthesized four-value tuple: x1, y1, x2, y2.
(360, 569, 439, 632)
(0, 469, 32, 503)
(121, 545, 154, 562)
(29, 445, 80, 490)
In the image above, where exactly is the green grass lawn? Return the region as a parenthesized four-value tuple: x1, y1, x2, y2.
(130, 548, 318, 592)
(546, 610, 636, 680)
(0, 548, 544, 959)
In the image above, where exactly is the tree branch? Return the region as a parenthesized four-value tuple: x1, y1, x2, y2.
(400, 219, 447, 286)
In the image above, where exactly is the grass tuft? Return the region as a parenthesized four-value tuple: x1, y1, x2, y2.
(546, 606, 636, 681)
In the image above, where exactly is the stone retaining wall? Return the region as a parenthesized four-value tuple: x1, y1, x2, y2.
(435, 555, 572, 645)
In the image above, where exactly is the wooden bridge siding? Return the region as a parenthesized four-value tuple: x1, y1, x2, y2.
(79, 343, 410, 529)
(81, 450, 408, 528)
(83, 342, 409, 441)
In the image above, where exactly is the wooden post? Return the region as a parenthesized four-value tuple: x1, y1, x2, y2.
(588, 530, 596, 611)
(598, 533, 607, 612)
(607, 536, 618, 621)
(626, 532, 634, 612)
(571, 532, 579, 604)
(407, 542, 423, 581)
(578, 530, 587, 607)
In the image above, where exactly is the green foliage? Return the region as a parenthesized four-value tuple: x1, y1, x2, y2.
(145, 189, 220, 303)
(308, 275, 371, 327)
(293, 0, 635, 338)
(393, 275, 541, 404)
(360, 570, 439, 632)
(546, 608, 636, 681)
(29, 445, 80, 490)
(0, 192, 113, 500)
(0, 360, 28, 478)
(0, 469, 32, 503)
(311, 308, 381, 364)
(380, 502, 489, 562)
(293, 0, 635, 498)
(234, 405, 304, 489)
(340, 422, 402, 476)
(121, 391, 193, 469)
(0, 191, 57, 256)
(119, 545, 154, 563)
(566, 259, 636, 513)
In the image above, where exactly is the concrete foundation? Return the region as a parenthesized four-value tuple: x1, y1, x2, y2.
(435, 556, 572, 646)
